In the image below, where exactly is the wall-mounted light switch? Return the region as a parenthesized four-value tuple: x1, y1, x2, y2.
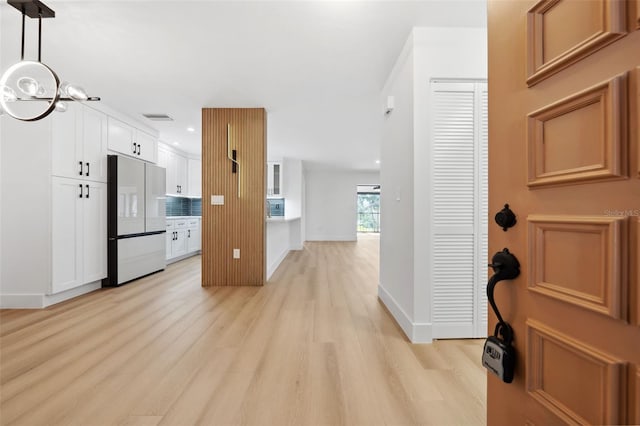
(233, 249, 240, 259)
(211, 195, 224, 205)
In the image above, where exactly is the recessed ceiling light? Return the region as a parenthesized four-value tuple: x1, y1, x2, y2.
(187, 127, 195, 132)
(375, 160, 381, 164)
(173, 142, 180, 146)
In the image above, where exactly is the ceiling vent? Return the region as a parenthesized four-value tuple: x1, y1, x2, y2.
(142, 113, 174, 121)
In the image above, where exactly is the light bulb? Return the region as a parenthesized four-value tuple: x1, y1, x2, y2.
(36, 85, 46, 96)
(17, 77, 40, 96)
(55, 101, 67, 112)
(66, 84, 88, 101)
(59, 81, 70, 97)
(1, 85, 18, 102)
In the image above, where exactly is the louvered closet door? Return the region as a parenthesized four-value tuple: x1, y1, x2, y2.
(431, 81, 488, 339)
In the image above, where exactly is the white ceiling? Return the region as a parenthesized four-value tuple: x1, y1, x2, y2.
(0, 0, 486, 170)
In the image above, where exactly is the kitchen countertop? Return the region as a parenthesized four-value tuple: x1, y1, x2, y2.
(266, 216, 301, 223)
(166, 216, 202, 220)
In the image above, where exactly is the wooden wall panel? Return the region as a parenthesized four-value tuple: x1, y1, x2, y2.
(526, 0, 626, 86)
(527, 74, 627, 187)
(526, 320, 626, 425)
(201, 108, 266, 286)
(527, 215, 627, 319)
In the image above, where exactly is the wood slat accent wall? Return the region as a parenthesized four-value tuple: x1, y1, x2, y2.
(201, 108, 266, 286)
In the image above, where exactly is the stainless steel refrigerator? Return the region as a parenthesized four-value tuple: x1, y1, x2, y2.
(104, 155, 166, 286)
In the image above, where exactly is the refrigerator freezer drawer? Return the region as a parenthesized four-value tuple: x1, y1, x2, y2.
(117, 233, 166, 285)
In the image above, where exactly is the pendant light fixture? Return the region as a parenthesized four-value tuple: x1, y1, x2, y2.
(0, 0, 100, 121)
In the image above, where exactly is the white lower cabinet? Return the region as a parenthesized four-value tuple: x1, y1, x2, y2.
(166, 218, 201, 260)
(187, 219, 201, 253)
(172, 229, 188, 258)
(51, 177, 107, 294)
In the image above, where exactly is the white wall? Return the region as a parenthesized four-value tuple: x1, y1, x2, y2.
(379, 27, 487, 342)
(379, 34, 416, 334)
(265, 157, 304, 280)
(282, 157, 302, 220)
(0, 117, 53, 306)
(305, 169, 380, 241)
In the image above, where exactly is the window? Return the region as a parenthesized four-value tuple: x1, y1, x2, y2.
(357, 193, 380, 233)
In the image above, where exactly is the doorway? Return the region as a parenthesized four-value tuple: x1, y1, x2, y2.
(357, 185, 380, 234)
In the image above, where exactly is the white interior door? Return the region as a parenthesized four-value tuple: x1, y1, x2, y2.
(431, 80, 488, 339)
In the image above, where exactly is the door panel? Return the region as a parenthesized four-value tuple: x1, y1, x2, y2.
(51, 103, 81, 180)
(83, 182, 107, 283)
(526, 320, 626, 425)
(527, 75, 627, 187)
(488, 1, 640, 424)
(83, 106, 108, 183)
(526, 0, 626, 86)
(116, 156, 145, 236)
(145, 164, 166, 233)
(528, 215, 626, 319)
(51, 177, 83, 293)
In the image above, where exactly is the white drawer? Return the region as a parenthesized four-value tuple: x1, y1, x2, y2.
(166, 220, 174, 230)
(174, 220, 188, 229)
(188, 219, 200, 227)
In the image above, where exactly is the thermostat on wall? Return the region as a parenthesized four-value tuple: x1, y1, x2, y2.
(211, 195, 224, 205)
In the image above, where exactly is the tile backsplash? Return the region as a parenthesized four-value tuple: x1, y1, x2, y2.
(166, 196, 202, 216)
(267, 198, 285, 217)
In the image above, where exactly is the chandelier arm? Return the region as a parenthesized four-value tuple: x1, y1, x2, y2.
(38, 13, 42, 62)
(21, 10, 25, 60)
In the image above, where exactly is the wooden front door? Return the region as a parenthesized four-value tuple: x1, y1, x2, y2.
(487, 1, 640, 424)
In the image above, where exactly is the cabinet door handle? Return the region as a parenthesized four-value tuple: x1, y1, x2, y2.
(86, 184, 90, 199)
(137, 144, 141, 155)
(86, 162, 90, 177)
(132, 142, 137, 154)
(78, 161, 83, 176)
(188, 229, 191, 238)
(79, 184, 83, 198)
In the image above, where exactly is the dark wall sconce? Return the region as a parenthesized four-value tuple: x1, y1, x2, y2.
(226, 123, 240, 197)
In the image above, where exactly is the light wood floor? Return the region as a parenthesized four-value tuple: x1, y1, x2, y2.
(0, 235, 486, 426)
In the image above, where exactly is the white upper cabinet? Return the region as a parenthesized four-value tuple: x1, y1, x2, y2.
(51, 104, 108, 183)
(158, 144, 189, 195)
(107, 117, 137, 157)
(82, 107, 109, 182)
(267, 161, 283, 197)
(135, 129, 158, 164)
(175, 154, 188, 195)
(187, 159, 202, 197)
(108, 117, 157, 163)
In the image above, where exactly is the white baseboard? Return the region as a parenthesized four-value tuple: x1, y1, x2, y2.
(305, 235, 356, 241)
(1, 281, 101, 309)
(44, 281, 102, 307)
(267, 248, 290, 281)
(166, 250, 200, 265)
(0, 294, 45, 309)
(377, 284, 432, 343)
